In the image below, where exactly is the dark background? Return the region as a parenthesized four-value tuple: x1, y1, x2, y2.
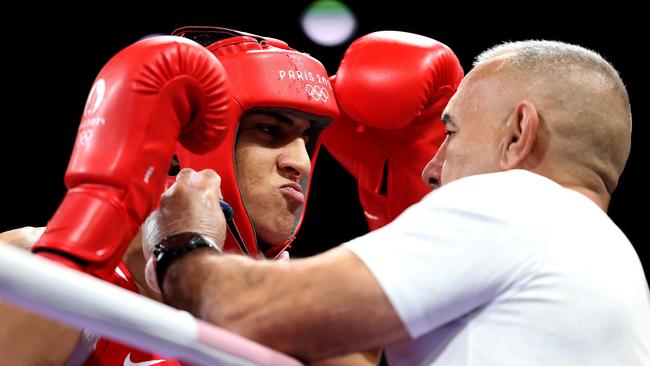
(2, 4, 646, 278)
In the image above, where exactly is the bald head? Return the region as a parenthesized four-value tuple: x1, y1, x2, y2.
(472, 40, 632, 195)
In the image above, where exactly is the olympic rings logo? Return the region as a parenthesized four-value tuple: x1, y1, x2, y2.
(305, 84, 329, 103)
(78, 129, 93, 146)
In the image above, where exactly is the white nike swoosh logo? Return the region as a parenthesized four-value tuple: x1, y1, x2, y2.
(123, 353, 165, 366)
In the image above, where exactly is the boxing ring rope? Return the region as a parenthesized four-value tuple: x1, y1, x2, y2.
(0, 243, 301, 366)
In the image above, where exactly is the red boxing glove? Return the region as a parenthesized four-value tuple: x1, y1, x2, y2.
(322, 31, 464, 230)
(32, 36, 233, 279)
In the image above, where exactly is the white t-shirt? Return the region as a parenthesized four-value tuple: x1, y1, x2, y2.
(344, 170, 650, 366)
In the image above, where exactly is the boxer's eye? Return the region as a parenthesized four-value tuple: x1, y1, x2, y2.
(258, 124, 282, 137)
(300, 127, 314, 145)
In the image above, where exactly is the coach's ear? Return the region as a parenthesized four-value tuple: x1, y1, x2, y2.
(500, 100, 539, 169)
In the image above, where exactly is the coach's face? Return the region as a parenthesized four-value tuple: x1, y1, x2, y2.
(422, 61, 515, 188)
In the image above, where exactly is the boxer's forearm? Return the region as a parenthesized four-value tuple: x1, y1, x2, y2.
(162, 247, 408, 361)
(0, 231, 82, 364)
(0, 299, 81, 365)
(0, 229, 82, 364)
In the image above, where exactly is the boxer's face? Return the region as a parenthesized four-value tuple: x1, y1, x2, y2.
(235, 111, 312, 245)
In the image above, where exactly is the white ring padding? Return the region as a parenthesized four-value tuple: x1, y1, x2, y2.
(0, 243, 301, 366)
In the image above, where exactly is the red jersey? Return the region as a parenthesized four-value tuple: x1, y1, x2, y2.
(79, 262, 182, 366)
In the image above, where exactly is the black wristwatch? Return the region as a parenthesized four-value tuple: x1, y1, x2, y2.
(152, 232, 221, 288)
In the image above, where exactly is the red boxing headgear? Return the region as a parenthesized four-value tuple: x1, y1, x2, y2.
(170, 27, 339, 259)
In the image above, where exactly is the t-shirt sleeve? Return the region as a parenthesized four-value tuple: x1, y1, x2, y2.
(343, 175, 538, 338)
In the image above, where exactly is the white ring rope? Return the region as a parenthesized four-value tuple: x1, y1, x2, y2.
(0, 243, 301, 366)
